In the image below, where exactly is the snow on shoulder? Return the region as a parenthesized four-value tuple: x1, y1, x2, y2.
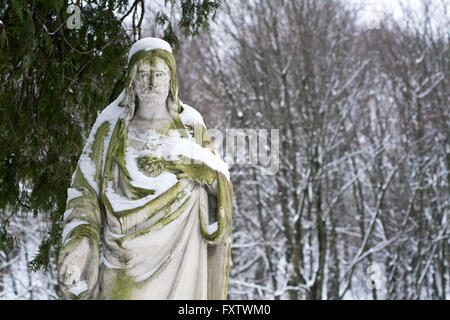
(179, 102, 206, 127)
(76, 90, 126, 196)
(127, 37, 173, 63)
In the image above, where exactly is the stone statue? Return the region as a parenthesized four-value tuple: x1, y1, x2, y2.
(57, 38, 233, 300)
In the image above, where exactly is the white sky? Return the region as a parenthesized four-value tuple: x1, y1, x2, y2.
(345, 0, 412, 23)
(344, 0, 449, 33)
(120, 0, 448, 39)
(345, 0, 442, 21)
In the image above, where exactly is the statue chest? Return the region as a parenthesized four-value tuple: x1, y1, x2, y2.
(125, 127, 185, 178)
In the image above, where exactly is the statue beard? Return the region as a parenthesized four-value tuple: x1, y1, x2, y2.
(136, 87, 168, 104)
(133, 90, 171, 120)
(123, 82, 177, 123)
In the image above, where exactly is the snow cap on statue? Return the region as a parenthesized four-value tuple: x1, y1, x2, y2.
(127, 37, 173, 63)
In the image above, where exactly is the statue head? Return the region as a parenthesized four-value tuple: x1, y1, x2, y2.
(133, 56, 171, 103)
(121, 38, 181, 121)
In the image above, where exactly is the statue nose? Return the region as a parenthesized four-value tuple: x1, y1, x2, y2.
(148, 72, 155, 90)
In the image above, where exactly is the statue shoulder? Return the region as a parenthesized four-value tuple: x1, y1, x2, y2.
(78, 96, 126, 171)
(85, 97, 126, 150)
(178, 102, 206, 129)
(178, 102, 214, 149)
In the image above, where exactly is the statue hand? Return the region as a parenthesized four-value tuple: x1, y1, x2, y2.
(171, 161, 217, 186)
(58, 237, 99, 299)
(61, 263, 83, 287)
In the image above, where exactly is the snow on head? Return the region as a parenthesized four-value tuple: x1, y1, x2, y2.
(128, 37, 173, 63)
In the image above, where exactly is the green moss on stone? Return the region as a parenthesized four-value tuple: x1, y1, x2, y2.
(107, 269, 136, 299)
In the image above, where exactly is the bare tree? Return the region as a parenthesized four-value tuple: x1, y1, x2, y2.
(175, 0, 449, 300)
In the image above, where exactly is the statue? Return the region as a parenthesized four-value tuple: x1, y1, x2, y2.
(57, 38, 233, 300)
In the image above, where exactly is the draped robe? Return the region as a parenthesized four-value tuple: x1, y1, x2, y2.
(58, 92, 233, 300)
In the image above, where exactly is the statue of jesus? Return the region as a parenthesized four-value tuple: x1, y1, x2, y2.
(57, 38, 233, 300)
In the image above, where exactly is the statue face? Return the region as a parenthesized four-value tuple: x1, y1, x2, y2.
(133, 57, 171, 102)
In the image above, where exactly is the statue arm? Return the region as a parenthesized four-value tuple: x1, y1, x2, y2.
(57, 166, 102, 299)
(57, 120, 112, 299)
(188, 124, 233, 244)
(177, 111, 233, 298)
(206, 171, 233, 299)
(200, 124, 234, 299)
